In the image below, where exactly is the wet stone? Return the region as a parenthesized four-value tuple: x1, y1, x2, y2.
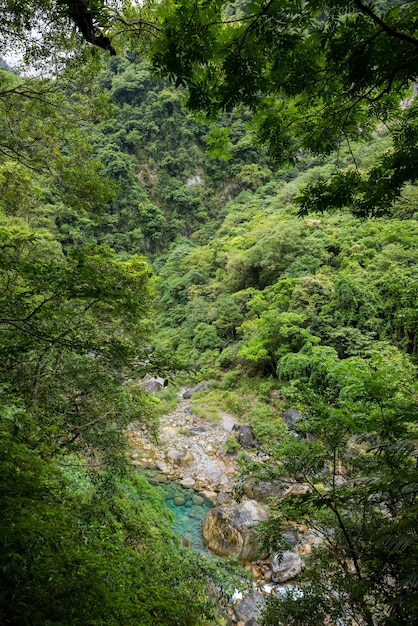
(188, 505, 205, 519)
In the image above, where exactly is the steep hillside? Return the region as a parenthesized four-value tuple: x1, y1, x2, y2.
(1, 48, 417, 625)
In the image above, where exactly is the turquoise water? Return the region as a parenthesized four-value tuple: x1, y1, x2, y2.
(145, 470, 212, 552)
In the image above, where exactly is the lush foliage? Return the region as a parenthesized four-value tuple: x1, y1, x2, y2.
(0, 3, 418, 624)
(0, 62, 245, 624)
(151, 0, 418, 215)
(153, 133, 418, 624)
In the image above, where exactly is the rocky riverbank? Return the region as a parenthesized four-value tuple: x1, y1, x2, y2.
(127, 389, 312, 625)
(128, 396, 240, 501)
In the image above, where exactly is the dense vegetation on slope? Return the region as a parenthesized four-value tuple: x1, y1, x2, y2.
(0, 64, 245, 625)
(0, 1, 417, 623)
(74, 55, 417, 625)
(155, 178, 418, 625)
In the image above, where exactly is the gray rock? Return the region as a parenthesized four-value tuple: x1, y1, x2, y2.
(166, 448, 194, 466)
(271, 550, 304, 582)
(138, 376, 166, 393)
(242, 477, 285, 503)
(216, 491, 234, 506)
(188, 426, 206, 435)
(183, 381, 210, 399)
(234, 591, 264, 622)
(281, 528, 298, 547)
(159, 426, 178, 443)
(232, 425, 258, 449)
(283, 408, 303, 431)
(239, 425, 258, 448)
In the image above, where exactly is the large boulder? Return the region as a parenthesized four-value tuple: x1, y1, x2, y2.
(182, 381, 210, 399)
(232, 424, 258, 449)
(201, 500, 268, 562)
(233, 591, 264, 623)
(271, 550, 304, 582)
(166, 448, 194, 466)
(242, 477, 285, 502)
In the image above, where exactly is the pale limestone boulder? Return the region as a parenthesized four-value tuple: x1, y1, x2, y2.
(166, 448, 194, 466)
(200, 489, 218, 503)
(201, 500, 268, 562)
(159, 426, 178, 443)
(180, 477, 196, 488)
(271, 550, 304, 582)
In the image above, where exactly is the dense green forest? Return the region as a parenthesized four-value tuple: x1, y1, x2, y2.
(1, 2, 417, 625)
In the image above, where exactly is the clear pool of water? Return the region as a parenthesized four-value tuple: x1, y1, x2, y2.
(144, 469, 213, 552)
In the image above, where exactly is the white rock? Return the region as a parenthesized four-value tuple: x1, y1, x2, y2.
(180, 477, 196, 488)
(275, 585, 304, 599)
(272, 551, 304, 583)
(186, 175, 203, 187)
(231, 589, 243, 604)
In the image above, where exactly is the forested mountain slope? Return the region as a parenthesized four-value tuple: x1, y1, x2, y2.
(0, 31, 417, 626)
(77, 55, 418, 625)
(153, 156, 418, 624)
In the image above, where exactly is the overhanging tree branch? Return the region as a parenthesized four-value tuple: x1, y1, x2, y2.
(354, 0, 418, 48)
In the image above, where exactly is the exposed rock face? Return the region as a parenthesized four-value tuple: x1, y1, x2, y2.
(201, 500, 269, 562)
(182, 381, 210, 399)
(186, 175, 203, 187)
(271, 550, 304, 582)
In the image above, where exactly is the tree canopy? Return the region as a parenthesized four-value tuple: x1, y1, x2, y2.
(150, 0, 418, 215)
(6, 1, 415, 217)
